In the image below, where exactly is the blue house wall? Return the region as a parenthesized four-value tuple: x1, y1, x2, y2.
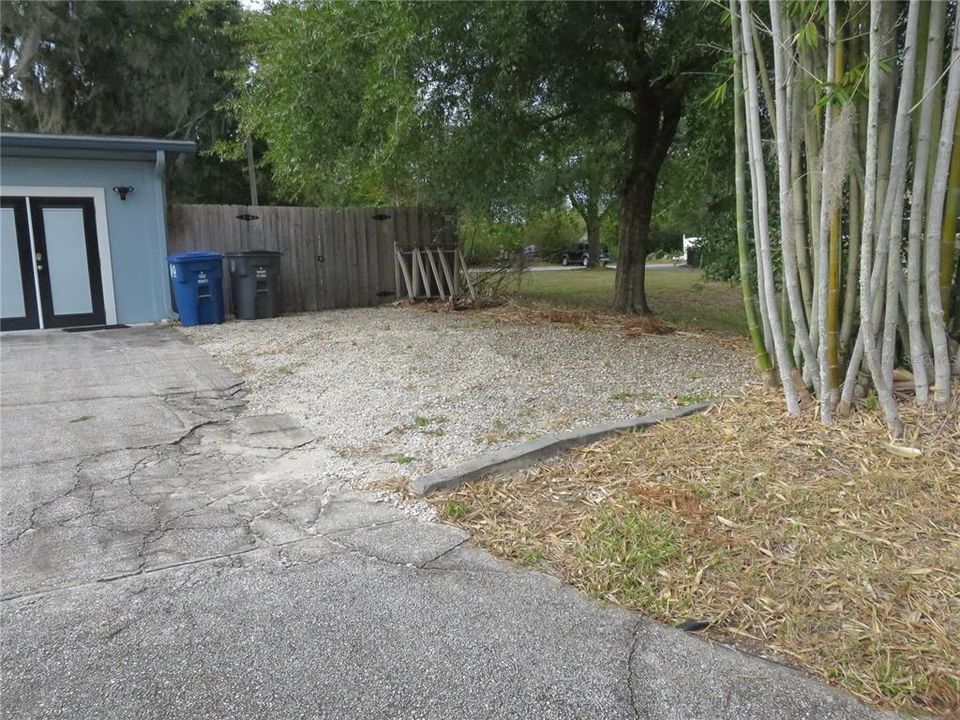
(1, 149, 173, 325)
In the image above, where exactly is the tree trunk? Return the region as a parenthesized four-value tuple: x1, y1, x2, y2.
(614, 95, 681, 315)
(615, 179, 654, 313)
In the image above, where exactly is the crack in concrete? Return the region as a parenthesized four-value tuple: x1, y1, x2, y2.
(322, 524, 471, 571)
(0, 515, 433, 602)
(420, 536, 470, 569)
(2, 455, 90, 548)
(4, 371, 462, 603)
(2, 388, 238, 559)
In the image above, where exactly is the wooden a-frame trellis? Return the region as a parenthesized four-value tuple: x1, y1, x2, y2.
(393, 216, 475, 302)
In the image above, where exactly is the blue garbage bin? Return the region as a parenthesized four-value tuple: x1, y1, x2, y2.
(168, 252, 225, 326)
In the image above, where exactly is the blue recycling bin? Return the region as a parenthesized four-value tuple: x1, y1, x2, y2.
(168, 252, 225, 326)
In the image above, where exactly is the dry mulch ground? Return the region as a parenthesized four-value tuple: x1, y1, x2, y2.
(430, 389, 960, 717)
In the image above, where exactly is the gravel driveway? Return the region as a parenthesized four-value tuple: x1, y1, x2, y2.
(181, 307, 751, 491)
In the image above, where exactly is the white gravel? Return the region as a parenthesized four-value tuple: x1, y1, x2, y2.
(180, 306, 752, 490)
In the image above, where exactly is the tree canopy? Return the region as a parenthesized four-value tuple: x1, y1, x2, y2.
(231, 0, 725, 312)
(1, 0, 253, 203)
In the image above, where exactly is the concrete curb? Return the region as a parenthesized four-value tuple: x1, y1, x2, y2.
(412, 401, 713, 495)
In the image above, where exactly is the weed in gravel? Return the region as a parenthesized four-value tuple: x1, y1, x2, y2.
(675, 393, 708, 405)
(394, 455, 416, 465)
(414, 416, 448, 435)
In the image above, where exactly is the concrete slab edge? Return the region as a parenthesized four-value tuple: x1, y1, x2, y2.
(412, 401, 713, 495)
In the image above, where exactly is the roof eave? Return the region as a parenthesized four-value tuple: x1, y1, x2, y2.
(0, 133, 198, 155)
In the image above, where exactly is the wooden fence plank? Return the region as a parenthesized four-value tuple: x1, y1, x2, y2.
(318, 208, 332, 309)
(364, 209, 380, 305)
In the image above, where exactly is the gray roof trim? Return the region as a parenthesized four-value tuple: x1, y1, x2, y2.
(0, 132, 197, 155)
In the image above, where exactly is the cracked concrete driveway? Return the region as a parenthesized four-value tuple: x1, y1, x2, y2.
(1, 326, 892, 719)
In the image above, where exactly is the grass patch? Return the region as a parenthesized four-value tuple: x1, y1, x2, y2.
(576, 504, 682, 613)
(431, 389, 960, 717)
(394, 455, 417, 465)
(444, 498, 469, 519)
(509, 268, 747, 335)
(675, 393, 708, 406)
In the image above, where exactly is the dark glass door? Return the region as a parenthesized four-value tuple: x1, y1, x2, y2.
(28, 197, 105, 329)
(1, 197, 40, 331)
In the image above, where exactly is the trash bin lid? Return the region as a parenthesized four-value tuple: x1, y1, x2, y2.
(168, 251, 223, 262)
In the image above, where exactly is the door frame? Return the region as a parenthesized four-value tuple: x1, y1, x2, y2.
(0, 186, 117, 328)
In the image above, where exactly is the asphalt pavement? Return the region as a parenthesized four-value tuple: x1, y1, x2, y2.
(1, 325, 893, 719)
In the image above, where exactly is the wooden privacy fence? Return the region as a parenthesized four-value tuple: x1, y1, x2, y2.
(166, 204, 467, 314)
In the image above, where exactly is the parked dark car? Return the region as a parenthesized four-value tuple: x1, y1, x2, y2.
(559, 242, 610, 267)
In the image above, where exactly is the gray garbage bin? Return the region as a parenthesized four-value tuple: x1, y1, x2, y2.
(227, 250, 283, 320)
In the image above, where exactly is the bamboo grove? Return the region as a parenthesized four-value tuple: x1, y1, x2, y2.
(730, 0, 960, 435)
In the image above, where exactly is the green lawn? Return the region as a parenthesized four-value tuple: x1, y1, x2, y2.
(510, 268, 748, 335)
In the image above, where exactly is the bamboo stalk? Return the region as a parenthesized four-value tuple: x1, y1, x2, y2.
(768, 0, 821, 404)
(840, 173, 861, 352)
(941, 111, 960, 327)
(874, 0, 897, 222)
(751, 18, 776, 141)
(740, 0, 800, 414)
(731, 0, 776, 386)
(790, 83, 813, 312)
(800, 43, 823, 319)
(924, 6, 960, 409)
(878, 0, 921, 383)
(855, 0, 903, 436)
(904, 0, 945, 403)
(825, 3, 843, 407)
(743, 38, 774, 359)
